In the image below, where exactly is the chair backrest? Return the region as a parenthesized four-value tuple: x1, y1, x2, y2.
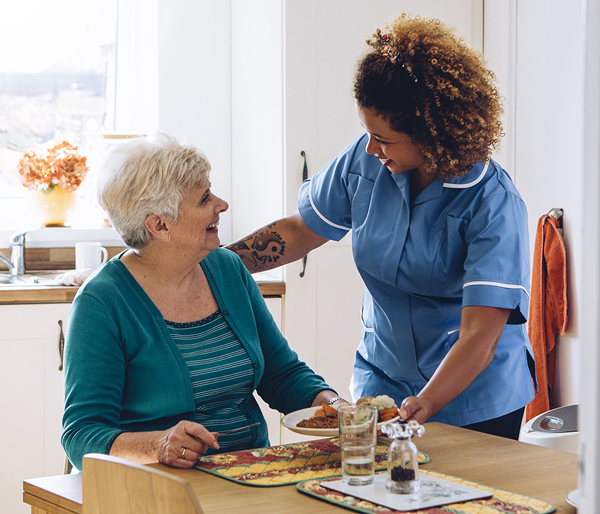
(82, 454, 204, 514)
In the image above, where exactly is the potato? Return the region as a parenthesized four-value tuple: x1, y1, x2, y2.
(356, 396, 374, 405)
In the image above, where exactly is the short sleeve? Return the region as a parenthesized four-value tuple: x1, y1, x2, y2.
(462, 188, 531, 323)
(297, 138, 368, 241)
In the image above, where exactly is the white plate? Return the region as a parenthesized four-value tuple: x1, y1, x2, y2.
(280, 406, 398, 437)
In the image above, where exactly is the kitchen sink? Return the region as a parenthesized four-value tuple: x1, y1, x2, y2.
(0, 272, 64, 287)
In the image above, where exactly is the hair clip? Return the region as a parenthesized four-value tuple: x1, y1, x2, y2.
(368, 30, 418, 82)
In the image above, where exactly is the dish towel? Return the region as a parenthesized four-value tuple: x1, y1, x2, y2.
(525, 214, 568, 422)
(54, 268, 94, 286)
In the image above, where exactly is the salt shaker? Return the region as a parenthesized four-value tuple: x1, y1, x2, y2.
(382, 420, 425, 494)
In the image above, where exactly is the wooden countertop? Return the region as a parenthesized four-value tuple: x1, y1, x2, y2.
(22, 422, 578, 514)
(0, 281, 284, 305)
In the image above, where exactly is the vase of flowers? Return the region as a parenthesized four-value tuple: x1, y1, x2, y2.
(18, 140, 89, 227)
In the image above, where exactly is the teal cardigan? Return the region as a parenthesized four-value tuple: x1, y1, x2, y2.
(62, 248, 331, 470)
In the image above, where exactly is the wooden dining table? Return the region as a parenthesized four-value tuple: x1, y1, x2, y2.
(23, 422, 578, 514)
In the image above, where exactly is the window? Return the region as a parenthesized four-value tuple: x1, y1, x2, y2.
(0, 0, 118, 230)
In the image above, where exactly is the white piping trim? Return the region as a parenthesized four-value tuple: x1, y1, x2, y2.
(447, 328, 460, 335)
(443, 161, 489, 189)
(463, 280, 531, 298)
(360, 318, 374, 332)
(308, 179, 351, 231)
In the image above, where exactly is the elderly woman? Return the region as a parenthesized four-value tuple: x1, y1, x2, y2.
(228, 13, 535, 439)
(62, 134, 340, 471)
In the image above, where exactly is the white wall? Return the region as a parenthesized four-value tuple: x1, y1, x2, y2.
(230, 0, 284, 241)
(486, 0, 600, 507)
(485, 0, 584, 410)
(156, 0, 234, 243)
(516, 0, 585, 408)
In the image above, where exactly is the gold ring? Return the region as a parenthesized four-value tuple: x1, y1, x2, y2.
(180, 448, 186, 459)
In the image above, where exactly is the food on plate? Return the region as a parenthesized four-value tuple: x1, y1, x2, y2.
(357, 394, 400, 422)
(297, 403, 338, 429)
(356, 396, 374, 405)
(295, 395, 400, 430)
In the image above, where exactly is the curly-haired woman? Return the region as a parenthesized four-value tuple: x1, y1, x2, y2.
(227, 14, 534, 439)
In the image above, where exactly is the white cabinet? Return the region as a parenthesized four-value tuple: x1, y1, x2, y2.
(253, 297, 285, 445)
(0, 303, 71, 514)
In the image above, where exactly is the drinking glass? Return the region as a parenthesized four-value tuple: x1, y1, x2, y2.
(338, 404, 378, 485)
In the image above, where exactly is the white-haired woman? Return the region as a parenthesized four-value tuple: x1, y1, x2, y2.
(62, 133, 339, 471)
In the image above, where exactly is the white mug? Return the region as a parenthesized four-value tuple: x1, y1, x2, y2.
(75, 242, 108, 270)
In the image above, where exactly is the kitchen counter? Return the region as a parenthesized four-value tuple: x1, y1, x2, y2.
(0, 245, 285, 304)
(0, 281, 285, 305)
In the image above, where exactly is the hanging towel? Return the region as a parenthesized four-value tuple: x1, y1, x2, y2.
(525, 214, 568, 422)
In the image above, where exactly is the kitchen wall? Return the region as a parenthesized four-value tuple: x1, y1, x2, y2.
(486, 0, 584, 408)
(485, 0, 600, 507)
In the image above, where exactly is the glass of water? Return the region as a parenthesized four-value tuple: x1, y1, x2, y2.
(338, 404, 378, 485)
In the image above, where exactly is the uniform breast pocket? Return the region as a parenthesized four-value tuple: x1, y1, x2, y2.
(350, 179, 376, 229)
(430, 216, 468, 296)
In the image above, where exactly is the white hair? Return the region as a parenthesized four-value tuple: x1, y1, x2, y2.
(96, 133, 211, 249)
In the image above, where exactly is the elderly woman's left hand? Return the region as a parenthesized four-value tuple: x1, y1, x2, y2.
(155, 420, 220, 468)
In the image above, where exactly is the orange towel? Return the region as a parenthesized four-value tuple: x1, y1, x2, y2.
(525, 214, 568, 422)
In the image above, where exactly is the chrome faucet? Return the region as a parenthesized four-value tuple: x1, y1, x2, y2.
(0, 230, 28, 277)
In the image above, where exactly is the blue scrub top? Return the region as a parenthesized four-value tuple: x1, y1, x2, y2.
(298, 134, 535, 426)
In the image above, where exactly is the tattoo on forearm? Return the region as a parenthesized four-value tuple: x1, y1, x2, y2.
(251, 230, 285, 266)
(227, 229, 286, 272)
(227, 240, 251, 252)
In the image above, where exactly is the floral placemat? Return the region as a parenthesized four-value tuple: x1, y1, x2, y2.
(297, 469, 556, 514)
(194, 437, 429, 487)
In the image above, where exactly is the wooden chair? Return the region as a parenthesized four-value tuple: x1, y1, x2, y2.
(64, 455, 74, 474)
(82, 454, 204, 514)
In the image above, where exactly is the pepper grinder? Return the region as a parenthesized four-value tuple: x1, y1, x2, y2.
(382, 420, 425, 494)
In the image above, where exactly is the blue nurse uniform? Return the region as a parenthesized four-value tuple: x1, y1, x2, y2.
(298, 134, 535, 426)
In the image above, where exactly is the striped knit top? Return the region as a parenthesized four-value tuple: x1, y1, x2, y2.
(165, 309, 255, 453)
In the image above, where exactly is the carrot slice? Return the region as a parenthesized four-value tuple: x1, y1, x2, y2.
(321, 403, 338, 418)
(379, 408, 400, 421)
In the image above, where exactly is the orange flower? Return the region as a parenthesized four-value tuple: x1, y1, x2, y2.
(18, 140, 89, 192)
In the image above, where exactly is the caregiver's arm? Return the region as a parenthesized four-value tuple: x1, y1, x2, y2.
(399, 305, 511, 423)
(225, 211, 329, 274)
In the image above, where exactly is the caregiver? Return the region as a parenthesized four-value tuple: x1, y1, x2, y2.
(226, 13, 535, 439)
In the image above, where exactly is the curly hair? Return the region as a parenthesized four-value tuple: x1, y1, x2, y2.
(354, 13, 504, 179)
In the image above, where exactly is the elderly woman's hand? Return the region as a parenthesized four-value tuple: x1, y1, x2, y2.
(155, 420, 220, 468)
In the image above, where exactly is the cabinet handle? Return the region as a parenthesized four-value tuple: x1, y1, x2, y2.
(300, 151, 308, 278)
(58, 319, 65, 371)
(301, 150, 308, 181)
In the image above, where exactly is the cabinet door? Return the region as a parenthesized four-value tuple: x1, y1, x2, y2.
(253, 297, 284, 445)
(0, 303, 70, 514)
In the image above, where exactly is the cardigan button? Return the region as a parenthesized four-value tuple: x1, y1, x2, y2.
(222, 310, 229, 316)
(253, 363, 259, 369)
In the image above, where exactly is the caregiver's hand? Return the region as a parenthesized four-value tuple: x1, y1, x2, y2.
(156, 420, 220, 468)
(399, 396, 434, 425)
